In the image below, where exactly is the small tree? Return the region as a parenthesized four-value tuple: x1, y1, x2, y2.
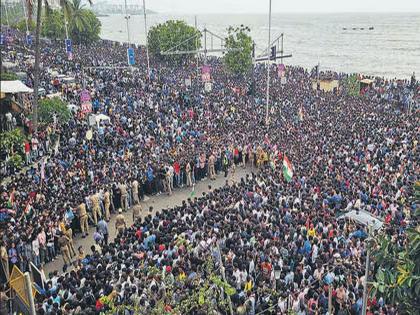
(148, 20, 201, 60)
(0, 129, 26, 155)
(38, 97, 71, 125)
(223, 25, 253, 75)
(342, 74, 360, 97)
(370, 193, 420, 313)
(0, 71, 19, 81)
(41, 9, 66, 39)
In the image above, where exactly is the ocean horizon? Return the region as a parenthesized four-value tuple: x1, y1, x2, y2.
(99, 12, 420, 79)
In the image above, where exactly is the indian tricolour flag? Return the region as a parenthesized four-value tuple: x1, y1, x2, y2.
(283, 155, 293, 182)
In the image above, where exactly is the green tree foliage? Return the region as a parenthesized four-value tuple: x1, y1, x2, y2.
(38, 97, 71, 125)
(0, 129, 26, 155)
(370, 198, 420, 313)
(0, 71, 19, 81)
(148, 20, 201, 60)
(13, 18, 36, 32)
(342, 74, 360, 97)
(68, 0, 101, 44)
(41, 9, 65, 39)
(0, 129, 26, 170)
(223, 25, 253, 75)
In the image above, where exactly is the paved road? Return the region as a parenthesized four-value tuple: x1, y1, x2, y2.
(43, 167, 251, 275)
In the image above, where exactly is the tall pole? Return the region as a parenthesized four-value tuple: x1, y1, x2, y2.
(204, 28, 207, 64)
(195, 16, 199, 87)
(20, 0, 29, 35)
(4, 0, 10, 27)
(265, 0, 272, 125)
(124, 0, 131, 46)
(24, 272, 36, 315)
(362, 225, 372, 315)
(142, 0, 150, 76)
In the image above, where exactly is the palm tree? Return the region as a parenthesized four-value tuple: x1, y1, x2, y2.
(68, 0, 89, 43)
(32, 0, 92, 133)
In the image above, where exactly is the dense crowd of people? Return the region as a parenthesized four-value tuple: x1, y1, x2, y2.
(0, 27, 419, 314)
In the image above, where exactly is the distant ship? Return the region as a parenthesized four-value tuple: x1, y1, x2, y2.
(342, 26, 374, 31)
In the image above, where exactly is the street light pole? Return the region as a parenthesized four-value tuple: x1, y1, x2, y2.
(142, 0, 150, 76)
(124, 0, 131, 46)
(265, 0, 272, 125)
(362, 225, 372, 315)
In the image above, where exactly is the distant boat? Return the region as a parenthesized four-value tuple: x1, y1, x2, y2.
(360, 28, 364, 30)
(352, 28, 357, 30)
(342, 27, 347, 30)
(369, 26, 374, 30)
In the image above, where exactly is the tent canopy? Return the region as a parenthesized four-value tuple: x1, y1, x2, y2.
(1, 80, 33, 93)
(95, 114, 110, 123)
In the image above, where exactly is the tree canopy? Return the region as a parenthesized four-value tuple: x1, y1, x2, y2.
(38, 97, 71, 125)
(223, 25, 253, 75)
(370, 185, 420, 313)
(148, 20, 201, 60)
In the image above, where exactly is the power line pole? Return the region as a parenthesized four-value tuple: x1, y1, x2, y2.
(265, 0, 272, 126)
(195, 16, 199, 87)
(362, 225, 372, 315)
(124, 0, 131, 46)
(4, 0, 10, 27)
(142, 0, 150, 76)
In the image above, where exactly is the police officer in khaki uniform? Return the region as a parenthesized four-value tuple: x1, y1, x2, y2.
(103, 189, 111, 222)
(132, 203, 142, 222)
(208, 153, 216, 180)
(65, 225, 77, 257)
(90, 193, 102, 225)
(119, 183, 128, 211)
(78, 202, 89, 238)
(186, 161, 192, 187)
(132, 179, 139, 205)
(57, 232, 71, 266)
(115, 209, 126, 234)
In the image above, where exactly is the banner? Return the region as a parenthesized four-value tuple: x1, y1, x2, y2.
(80, 90, 92, 114)
(26, 34, 32, 45)
(65, 38, 73, 60)
(204, 82, 212, 92)
(80, 90, 91, 103)
(277, 64, 286, 78)
(127, 47, 135, 65)
(81, 102, 92, 114)
(201, 65, 211, 82)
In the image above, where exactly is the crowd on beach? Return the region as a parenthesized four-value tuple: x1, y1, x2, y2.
(0, 27, 419, 314)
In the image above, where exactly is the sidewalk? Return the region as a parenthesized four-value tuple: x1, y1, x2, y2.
(43, 167, 251, 275)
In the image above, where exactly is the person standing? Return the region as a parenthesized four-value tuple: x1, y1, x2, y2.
(132, 203, 142, 222)
(119, 182, 128, 211)
(90, 193, 102, 225)
(132, 179, 139, 205)
(37, 228, 47, 266)
(115, 209, 126, 234)
(64, 225, 76, 258)
(77, 202, 89, 238)
(208, 153, 216, 180)
(186, 161, 192, 187)
(57, 232, 71, 267)
(97, 218, 109, 245)
(103, 188, 111, 222)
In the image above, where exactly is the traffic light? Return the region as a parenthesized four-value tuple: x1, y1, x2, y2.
(270, 45, 276, 60)
(252, 43, 256, 58)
